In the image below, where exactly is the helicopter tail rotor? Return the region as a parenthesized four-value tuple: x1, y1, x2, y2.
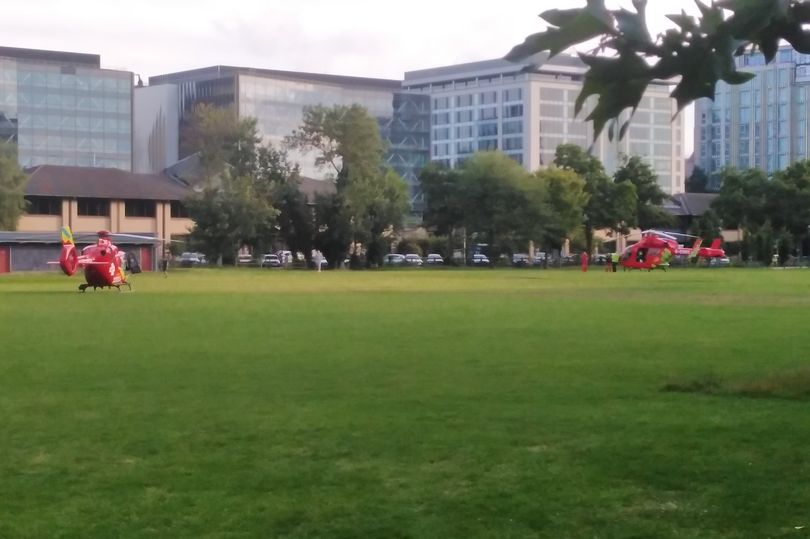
(57, 227, 79, 276)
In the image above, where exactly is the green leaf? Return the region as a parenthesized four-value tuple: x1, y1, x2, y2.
(506, 0, 613, 60)
(695, 1, 724, 34)
(666, 11, 698, 32)
(615, 7, 652, 47)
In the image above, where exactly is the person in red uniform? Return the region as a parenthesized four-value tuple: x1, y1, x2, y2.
(580, 251, 589, 272)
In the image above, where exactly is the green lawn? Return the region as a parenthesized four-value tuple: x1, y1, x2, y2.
(1, 268, 810, 538)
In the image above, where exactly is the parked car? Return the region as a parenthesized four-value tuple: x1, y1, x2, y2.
(384, 253, 406, 266)
(425, 253, 444, 266)
(404, 254, 423, 266)
(260, 254, 281, 268)
(471, 254, 490, 266)
(512, 253, 530, 267)
(532, 252, 548, 266)
(276, 250, 294, 266)
(178, 252, 205, 267)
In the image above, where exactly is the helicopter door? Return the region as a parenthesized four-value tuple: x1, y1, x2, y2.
(126, 252, 142, 274)
(636, 248, 647, 263)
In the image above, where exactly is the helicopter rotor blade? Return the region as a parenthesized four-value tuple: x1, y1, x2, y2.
(109, 233, 183, 243)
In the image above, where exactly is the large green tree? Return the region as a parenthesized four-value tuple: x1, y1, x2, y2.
(0, 142, 27, 231)
(182, 105, 280, 262)
(183, 103, 261, 185)
(287, 104, 408, 268)
(553, 144, 635, 253)
(712, 166, 772, 263)
(421, 152, 561, 257)
(507, 1, 810, 139)
(613, 155, 672, 230)
(531, 167, 587, 249)
(186, 174, 277, 265)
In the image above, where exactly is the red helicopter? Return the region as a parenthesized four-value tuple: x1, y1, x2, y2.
(619, 230, 726, 271)
(51, 226, 162, 292)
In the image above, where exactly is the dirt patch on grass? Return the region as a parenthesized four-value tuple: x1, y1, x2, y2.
(663, 367, 810, 400)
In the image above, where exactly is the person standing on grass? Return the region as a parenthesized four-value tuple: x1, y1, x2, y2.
(162, 251, 170, 278)
(315, 250, 323, 272)
(611, 251, 619, 272)
(580, 251, 589, 272)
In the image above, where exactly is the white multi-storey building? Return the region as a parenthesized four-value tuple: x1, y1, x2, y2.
(403, 54, 685, 194)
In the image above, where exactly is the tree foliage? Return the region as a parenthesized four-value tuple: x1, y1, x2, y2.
(613, 155, 672, 230)
(507, 0, 810, 139)
(712, 162, 810, 263)
(553, 144, 635, 252)
(686, 165, 711, 193)
(182, 104, 261, 185)
(288, 104, 407, 268)
(0, 142, 27, 231)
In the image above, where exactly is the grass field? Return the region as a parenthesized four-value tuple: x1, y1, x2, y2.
(2, 267, 810, 538)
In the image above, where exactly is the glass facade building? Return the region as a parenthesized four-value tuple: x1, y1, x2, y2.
(695, 46, 810, 180)
(150, 67, 430, 211)
(0, 47, 133, 170)
(404, 55, 685, 194)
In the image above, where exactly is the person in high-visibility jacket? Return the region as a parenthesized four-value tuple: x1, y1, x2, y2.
(611, 251, 619, 272)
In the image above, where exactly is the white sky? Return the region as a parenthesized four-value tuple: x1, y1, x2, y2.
(5, 0, 702, 150)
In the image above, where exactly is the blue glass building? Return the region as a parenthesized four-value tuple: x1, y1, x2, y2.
(694, 46, 810, 179)
(0, 46, 133, 170)
(150, 66, 429, 212)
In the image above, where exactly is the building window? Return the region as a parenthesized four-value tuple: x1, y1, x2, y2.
(433, 97, 450, 110)
(478, 123, 498, 137)
(25, 196, 61, 216)
(456, 141, 475, 154)
(479, 91, 497, 105)
(433, 127, 450, 140)
(503, 88, 522, 102)
(478, 140, 498, 151)
(456, 125, 474, 138)
(170, 201, 189, 218)
(456, 94, 473, 107)
(125, 199, 156, 218)
(77, 198, 110, 217)
(479, 107, 498, 120)
(503, 137, 523, 151)
(456, 110, 473, 123)
(503, 120, 523, 134)
(504, 104, 523, 118)
(432, 112, 450, 125)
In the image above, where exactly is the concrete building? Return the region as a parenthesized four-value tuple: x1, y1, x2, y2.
(403, 53, 685, 194)
(133, 84, 179, 174)
(0, 46, 134, 170)
(149, 66, 429, 211)
(694, 45, 810, 177)
(0, 165, 193, 272)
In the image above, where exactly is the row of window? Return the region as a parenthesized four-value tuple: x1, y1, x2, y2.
(433, 121, 521, 140)
(432, 104, 524, 125)
(432, 89, 522, 110)
(433, 137, 524, 156)
(24, 196, 189, 218)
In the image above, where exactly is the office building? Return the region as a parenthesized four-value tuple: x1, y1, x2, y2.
(0, 46, 133, 170)
(694, 46, 810, 178)
(149, 67, 429, 209)
(403, 54, 685, 194)
(133, 84, 180, 174)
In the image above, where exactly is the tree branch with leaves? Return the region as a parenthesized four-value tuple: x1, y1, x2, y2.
(507, 0, 810, 139)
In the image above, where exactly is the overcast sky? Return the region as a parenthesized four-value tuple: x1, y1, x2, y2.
(6, 0, 701, 148)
